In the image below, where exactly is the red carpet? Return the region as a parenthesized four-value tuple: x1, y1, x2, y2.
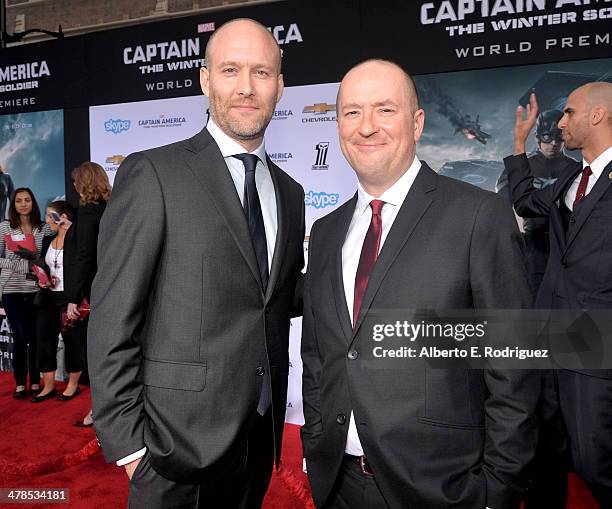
(0, 371, 599, 508)
(0, 372, 312, 509)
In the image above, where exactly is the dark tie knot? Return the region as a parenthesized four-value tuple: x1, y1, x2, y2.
(582, 166, 593, 177)
(233, 153, 260, 175)
(370, 199, 385, 216)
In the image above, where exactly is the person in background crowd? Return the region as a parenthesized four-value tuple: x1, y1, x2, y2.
(65, 162, 111, 427)
(32, 200, 85, 403)
(505, 83, 612, 508)
(497, 108, 579, 509)
(496, 109, 578, 297)
(0, 164, 16, 221)
(0, 188, 51, 398)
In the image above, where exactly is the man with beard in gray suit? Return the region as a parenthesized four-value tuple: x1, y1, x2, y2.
(89, 19, 305, 509)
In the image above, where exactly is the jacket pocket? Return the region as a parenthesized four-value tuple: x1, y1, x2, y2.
(417, 416, 485, 430)
(420, 368, 485, 429)
(142, 358, 206, 391)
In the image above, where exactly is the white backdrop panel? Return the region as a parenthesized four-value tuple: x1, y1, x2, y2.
(89, 95, 209, 186)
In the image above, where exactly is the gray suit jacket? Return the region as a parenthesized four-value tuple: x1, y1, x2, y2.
(301, 163, 538, 509)
(88, 128, 305, 484)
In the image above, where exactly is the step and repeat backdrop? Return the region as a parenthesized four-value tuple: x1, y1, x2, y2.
(1, 0, 610, 422)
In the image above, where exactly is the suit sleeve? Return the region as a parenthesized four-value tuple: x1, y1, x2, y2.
(88, 153, 165, 463)
(65, 204, 100, 303)
(300, 221, 324, 458)
(504, 153, 560, 218)
(469, 193, 539, 509)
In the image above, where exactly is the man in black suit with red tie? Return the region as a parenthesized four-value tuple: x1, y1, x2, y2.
(301, 59, 538, 509)
(504, 82, 612, 508)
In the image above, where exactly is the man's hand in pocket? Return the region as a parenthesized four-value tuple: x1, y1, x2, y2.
(125, 457, 142, 480)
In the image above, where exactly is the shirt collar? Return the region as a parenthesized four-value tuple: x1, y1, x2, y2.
(585, 145, 612, 181)
(355, 156, 422, 216)
(206, 118, 267, 163)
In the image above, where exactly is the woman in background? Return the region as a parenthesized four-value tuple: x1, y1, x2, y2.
(33, 201, 83, 402)
(65, 162, 111, 426)
(0, 188, 51, 398)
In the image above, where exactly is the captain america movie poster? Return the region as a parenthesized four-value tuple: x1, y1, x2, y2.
(414, 57, 611, 192)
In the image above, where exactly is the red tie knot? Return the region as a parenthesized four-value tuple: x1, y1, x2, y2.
(370, 199, 385, 216)
(583, 166, 592, 177)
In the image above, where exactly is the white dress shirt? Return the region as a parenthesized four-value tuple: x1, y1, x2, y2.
(342, 156, 422, 456)
(117, 120, 278, 467)
(564, 145, 612, 210)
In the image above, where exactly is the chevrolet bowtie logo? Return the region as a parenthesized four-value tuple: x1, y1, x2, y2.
(105, 155, 126, 165)
(303, 103, 336, 114)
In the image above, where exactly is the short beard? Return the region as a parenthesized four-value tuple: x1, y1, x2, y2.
(224, 116, 267, 141)
(209, 100, 272, 142)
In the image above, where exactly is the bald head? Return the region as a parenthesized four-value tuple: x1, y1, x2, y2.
(559, 81, 612, 161)
(335, 58, 426, 197)
(205, 18, 282, 73)
(338, 59, 420, 114)
(577, 81, 612, 116)
(199, 17, 284, 151)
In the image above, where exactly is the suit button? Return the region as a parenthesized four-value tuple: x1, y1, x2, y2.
(347, 349, 358, 360)
(255, 367, 265, 376)
(336, 413, 347, 425)
(569, 218, 576, 224)
(562, 262, 567, 269)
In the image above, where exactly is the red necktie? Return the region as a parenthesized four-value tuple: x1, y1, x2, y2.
(573, 166, 593, 208)
(353, 200, 385, 328)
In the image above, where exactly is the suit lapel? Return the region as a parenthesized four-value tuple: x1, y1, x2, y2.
(552, 164, 582, 204)
(265, 158, 289, 302)
(351, 164, 436, 339)
(334, 194, 358, 343)
(183, 128, 262, 291)
(563, 161, 612, 257)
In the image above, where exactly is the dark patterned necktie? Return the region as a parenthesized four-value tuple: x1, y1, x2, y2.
(353, 200, 385, 328)
(233, 153, 269, 291)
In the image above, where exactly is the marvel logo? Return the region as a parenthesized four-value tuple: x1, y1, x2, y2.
(198, 22, 215, 33)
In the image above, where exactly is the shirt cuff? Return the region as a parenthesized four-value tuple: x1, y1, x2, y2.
(116, 447, 147, 466)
